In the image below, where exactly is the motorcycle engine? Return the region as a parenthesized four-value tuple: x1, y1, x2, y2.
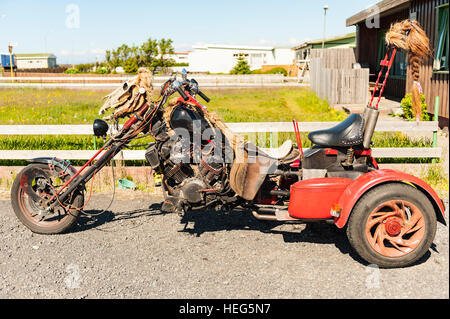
(145, 103, 229, 209)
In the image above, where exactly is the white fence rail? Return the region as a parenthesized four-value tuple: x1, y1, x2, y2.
(0, 75, 302, 88)
(0, 121, 441, 160)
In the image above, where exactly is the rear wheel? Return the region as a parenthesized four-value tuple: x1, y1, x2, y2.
(11, 163, 84, 234)
(346, 183, 436, 268)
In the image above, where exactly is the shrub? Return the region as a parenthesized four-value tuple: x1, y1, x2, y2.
(95, 68, 109, 74)
(264, 67, 287, 76)
(230, 56, 251, 74)
(400, 93, 430, 121)
(64, 68, 80, 74)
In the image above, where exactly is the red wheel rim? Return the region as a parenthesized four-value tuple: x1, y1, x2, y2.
(365, 200, 425, 258)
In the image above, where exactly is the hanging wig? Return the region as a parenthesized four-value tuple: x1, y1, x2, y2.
(385, 19, 431, 121)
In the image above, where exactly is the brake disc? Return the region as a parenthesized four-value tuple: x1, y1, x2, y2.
(20, 166, 54, 206)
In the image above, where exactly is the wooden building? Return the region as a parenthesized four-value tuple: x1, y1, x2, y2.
(347, 0, 449, 126)
(293, 32, 356, 62)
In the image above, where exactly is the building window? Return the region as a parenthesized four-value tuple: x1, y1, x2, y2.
(250, 53, 263, 66)
(233, 53, 249, 58)
(434, 4, 449, 71)
(377, 29, 407, 78)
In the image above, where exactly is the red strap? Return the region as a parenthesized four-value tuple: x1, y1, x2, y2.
(292, 119, 303, 158)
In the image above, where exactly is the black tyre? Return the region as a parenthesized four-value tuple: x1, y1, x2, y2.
(11, 163, 84, 234)
(346, 183, 436, 268)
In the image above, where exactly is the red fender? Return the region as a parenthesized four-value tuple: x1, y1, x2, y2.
(334, 169, 446, 228)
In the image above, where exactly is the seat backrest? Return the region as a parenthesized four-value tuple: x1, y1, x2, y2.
(362, 107, 379, 149)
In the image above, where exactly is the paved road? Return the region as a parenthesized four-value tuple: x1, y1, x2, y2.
(0, 194, 448, 299)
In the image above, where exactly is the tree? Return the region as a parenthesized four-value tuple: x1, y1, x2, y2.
(104, 37, 175, 74)
(105, 49, 121, 72)
(140, 38, 159, 68)
(230, 55, 251, 74)
(153, 38, 175, 73)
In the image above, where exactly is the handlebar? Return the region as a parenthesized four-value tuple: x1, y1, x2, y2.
(164, 75, 209, 103)
(197, 90, 210, 103)
(176, 86, 189, 101)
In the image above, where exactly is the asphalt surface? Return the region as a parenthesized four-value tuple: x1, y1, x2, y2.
(0, 193, 448, 299)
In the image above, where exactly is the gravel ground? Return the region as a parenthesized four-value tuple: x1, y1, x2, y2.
(0, 193, 448, 299)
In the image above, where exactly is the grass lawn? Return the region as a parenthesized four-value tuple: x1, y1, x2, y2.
(0, 87, 349, 124)
(0, 87, 433, 162)
(0, 87, 446, 195)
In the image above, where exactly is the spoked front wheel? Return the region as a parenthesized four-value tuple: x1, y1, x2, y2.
(347, 183, 437, 268)
(11, 163, 84, 234)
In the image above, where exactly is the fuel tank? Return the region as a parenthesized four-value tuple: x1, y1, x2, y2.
(169, 104, 211, 134)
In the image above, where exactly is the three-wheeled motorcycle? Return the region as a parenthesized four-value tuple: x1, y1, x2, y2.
(11, 46, 446, 269)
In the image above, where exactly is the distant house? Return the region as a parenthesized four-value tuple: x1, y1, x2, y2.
(168, 52, 190, 65)
(347, 0, 449, 126)
(293, 32, 356, 62)
(188, 44, 294, 73)
(15, 53, 57, 69)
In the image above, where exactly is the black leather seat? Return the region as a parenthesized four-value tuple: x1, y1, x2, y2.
(308, 113, 365, 148)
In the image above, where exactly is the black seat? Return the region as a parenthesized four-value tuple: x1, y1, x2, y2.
(308, 113, 365, 148)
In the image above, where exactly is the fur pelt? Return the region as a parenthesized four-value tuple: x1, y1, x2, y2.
(385, 19, 431, 121)
(99, 68, 154, 120)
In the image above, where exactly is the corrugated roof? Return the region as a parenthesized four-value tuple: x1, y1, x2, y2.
(292, 32, 356, 50)
(346, 0, 410, 26)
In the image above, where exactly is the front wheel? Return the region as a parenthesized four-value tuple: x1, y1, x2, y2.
(346, 183, 437, 268)
(11, 163, 84, 234)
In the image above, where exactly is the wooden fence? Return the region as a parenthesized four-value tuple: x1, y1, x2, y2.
(0, 121, 441, 160)
(310, 48, 369, 105)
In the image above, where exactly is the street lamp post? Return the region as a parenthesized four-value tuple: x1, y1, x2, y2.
(322, 5, 328, 49)
(8, 44, 14, 79)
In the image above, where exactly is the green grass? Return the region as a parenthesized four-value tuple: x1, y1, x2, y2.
(0, 88, 103, 125)
(420, 163, 449, 198)
(0, 87, 438, 165)
(0, 87, 347, 124)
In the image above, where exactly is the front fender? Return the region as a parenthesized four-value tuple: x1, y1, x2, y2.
(334, 169, 446, 228)
(27, 157, 78, 176)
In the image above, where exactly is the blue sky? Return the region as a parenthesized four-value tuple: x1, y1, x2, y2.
(0, 0, 377, 64)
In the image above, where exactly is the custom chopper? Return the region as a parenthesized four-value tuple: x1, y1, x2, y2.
(11, 20, 446, 268)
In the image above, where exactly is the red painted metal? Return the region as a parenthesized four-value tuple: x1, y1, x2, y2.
(288, 178, 353, 219)
(290, 158, 300, 168)
(368, 47, 397, 109)
(369, 50, 389, 108)
(334, 169, 446, 228)
(385, 218, 402, 237)
(292, 119, 303, 157)
(325, 149, 338, 155)
(375, 48, 397, 109)
(355, 149, 372, 156)
(53, 146, 106, 197)
(324, 149, 372, 156)
(123, 103, 150, 130)
(177, 91, 205, 110)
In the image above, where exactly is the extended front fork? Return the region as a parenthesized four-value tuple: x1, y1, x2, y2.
(46, 140, 122, 210)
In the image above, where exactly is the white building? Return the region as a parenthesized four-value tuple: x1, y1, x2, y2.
(188, 44, 294, 73)
(168, 52, 190, 65)
(15, 53, 57, 69)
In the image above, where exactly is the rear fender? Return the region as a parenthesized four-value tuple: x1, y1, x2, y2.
(334, 169, 446, 228)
